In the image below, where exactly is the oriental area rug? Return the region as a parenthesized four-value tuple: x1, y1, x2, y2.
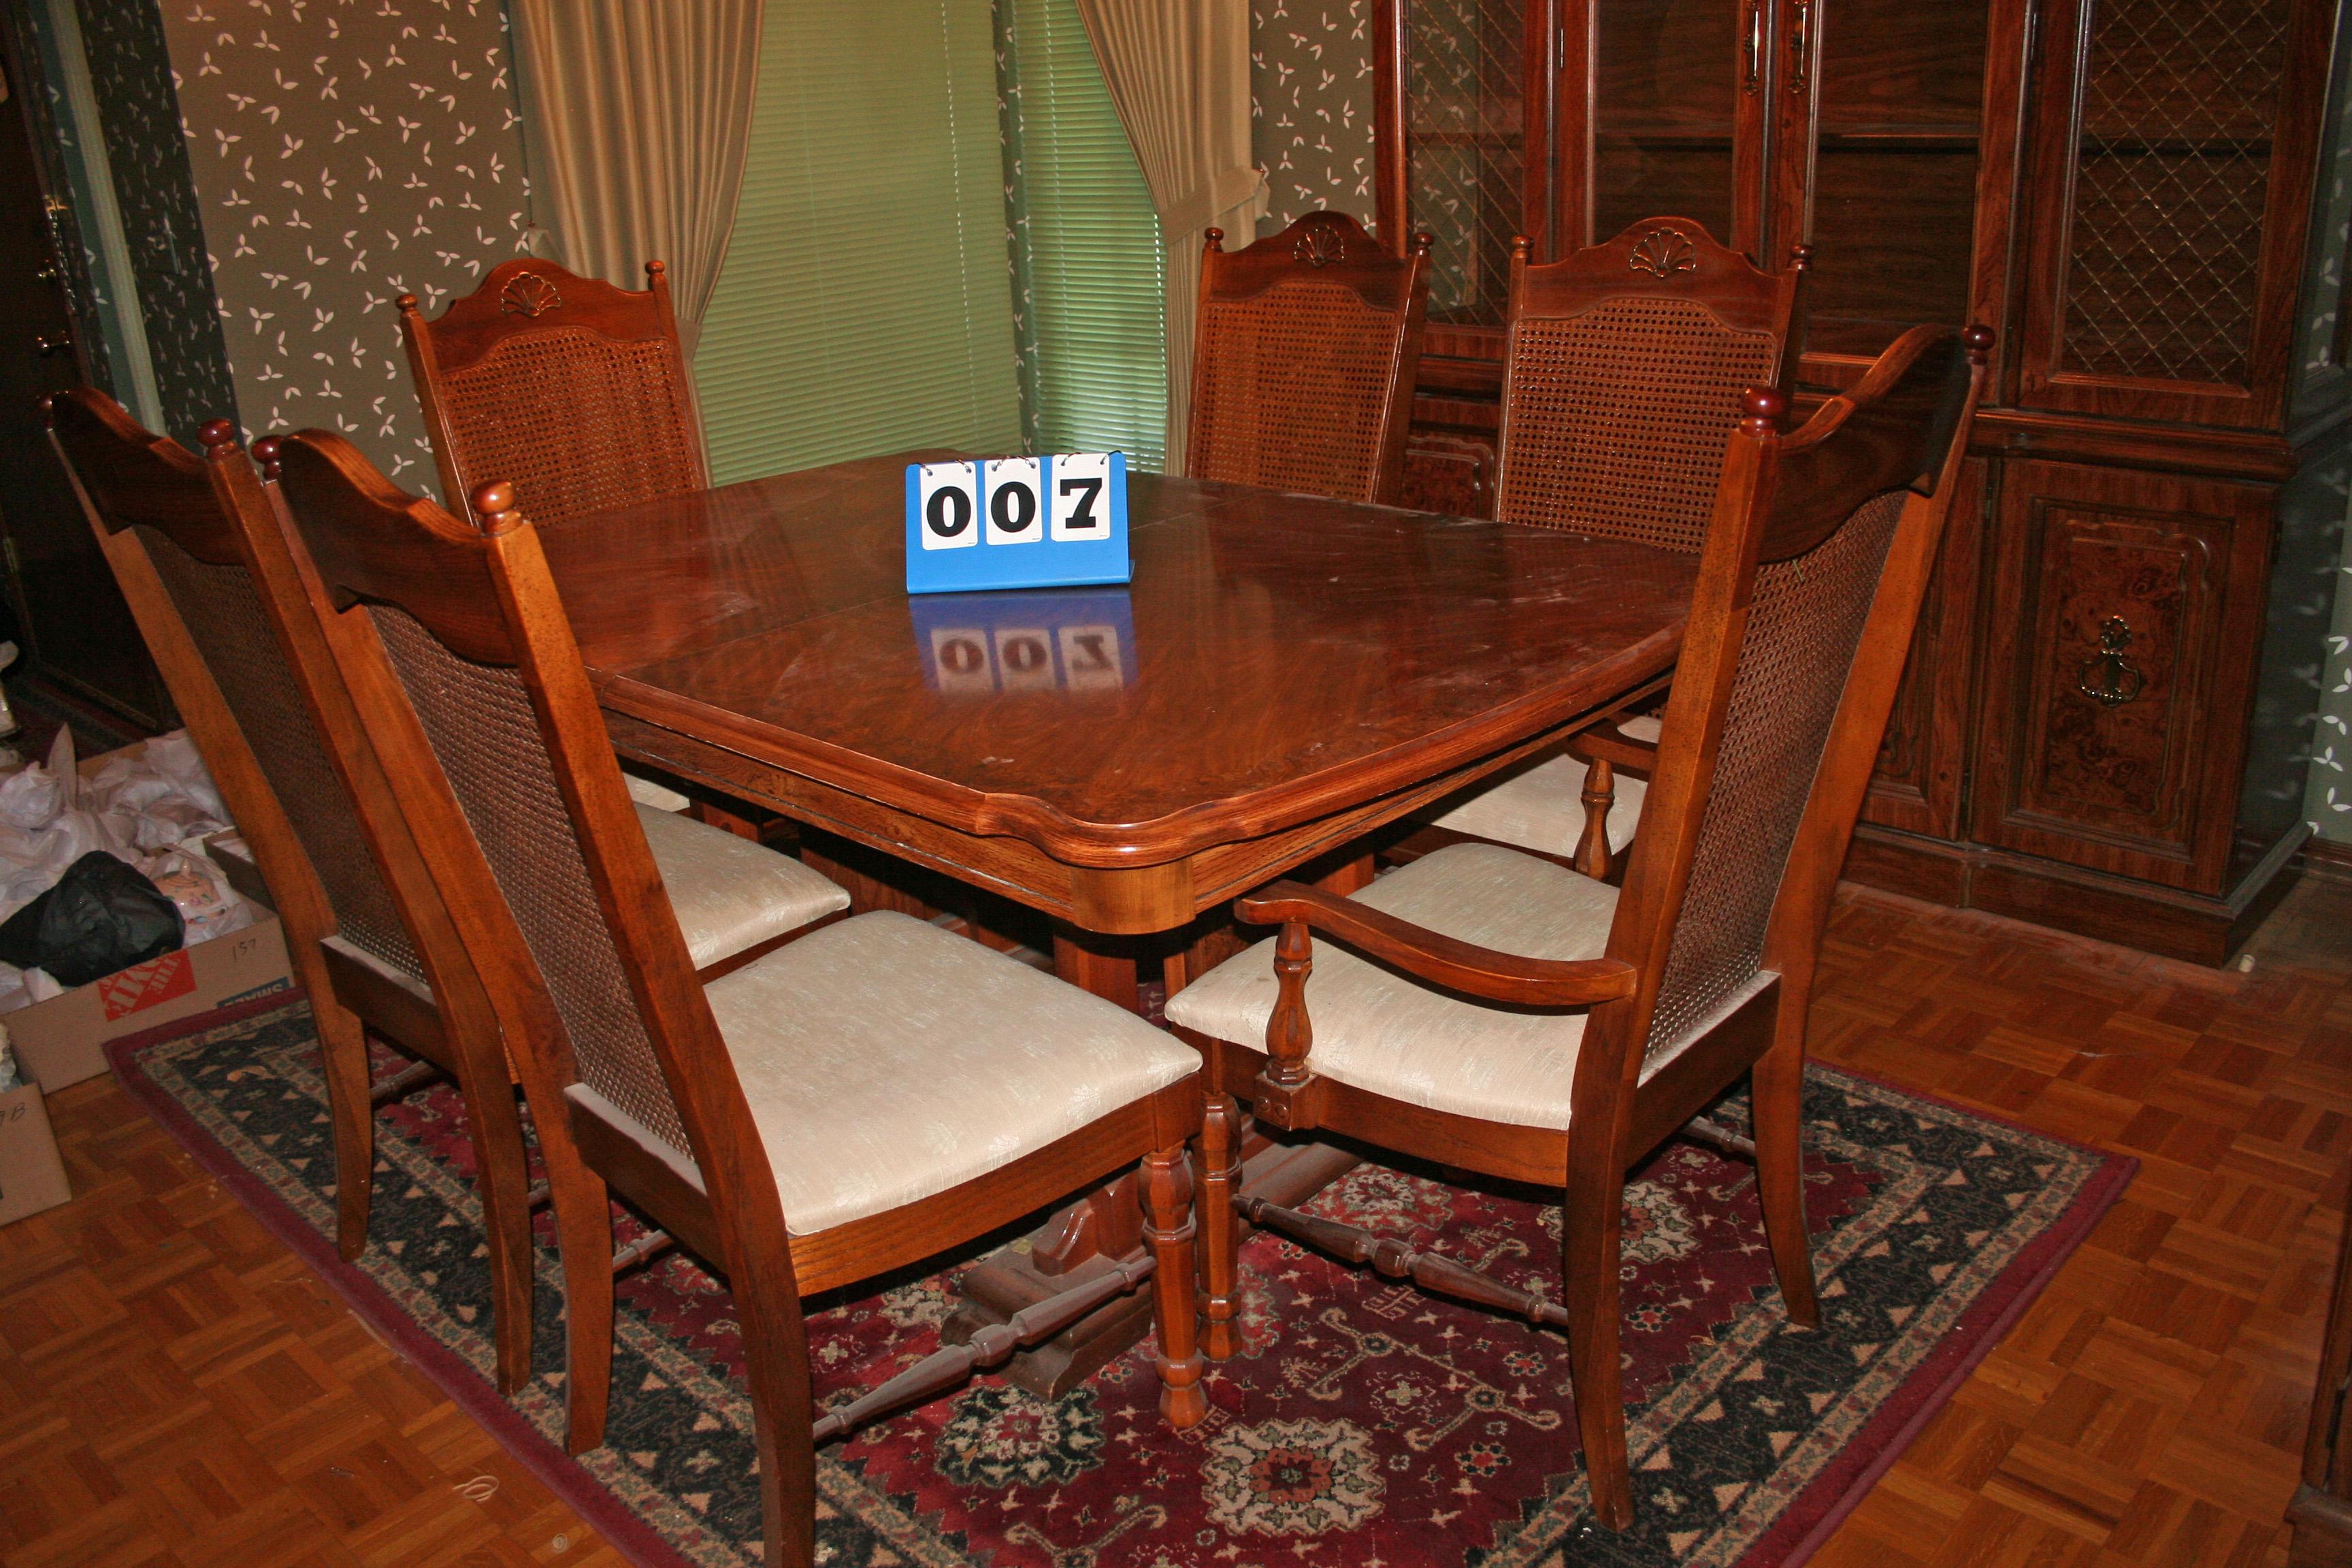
(112, 998, 2130, 1568)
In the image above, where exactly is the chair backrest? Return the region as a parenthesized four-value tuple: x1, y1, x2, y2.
(1494, 218, 1809, 548)
(267, 433, 792, 1277)
(1595, 325, 1989, 1081)
(400, 257, 708, 528)
(1187, 212, 1433, 506)
(42, 389, 428, 989)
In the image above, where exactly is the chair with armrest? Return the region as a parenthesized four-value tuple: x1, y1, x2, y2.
(44, 389, 850, 1396)
(1168, 323, 1991, 1530)
(1188, 212, 1433, 505)
(1418, 219, 1812, 879)
(399, 255, 705, 529)
(265, 435, 1210, 1568)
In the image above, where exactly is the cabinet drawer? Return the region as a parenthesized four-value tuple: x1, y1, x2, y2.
(1972, 459, 2272, 891)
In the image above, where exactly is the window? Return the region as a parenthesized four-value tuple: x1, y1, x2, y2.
(695, 0, 1022, 483)
(998, 0, 1166, 469)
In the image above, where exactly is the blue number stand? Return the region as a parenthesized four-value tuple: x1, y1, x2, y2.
(904, 453, 1130, 594)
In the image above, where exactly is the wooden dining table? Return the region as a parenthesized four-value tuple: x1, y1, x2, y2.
(538, 451, 1698, 1390)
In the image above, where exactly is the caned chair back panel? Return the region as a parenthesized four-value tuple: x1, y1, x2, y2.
(1611, 329, 1981, 1073)
(138, 532, 425, 981)
(365, 601, 694, 1155)
(273, 434, 747, 1188)
(1494, 218, 1805, 549)
(42, 391, 423, 983)
(1188, 213, 1431, 506)
(401, 257, 706, 528)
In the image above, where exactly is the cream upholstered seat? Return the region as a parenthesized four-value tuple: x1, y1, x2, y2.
(1167, 843, 1619, 1130)
(632, 802, 849, 970)
(666, 910, 1200, 1235)
(1426, 713, 1661, 858)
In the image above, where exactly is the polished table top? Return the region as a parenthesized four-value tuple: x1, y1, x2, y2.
(540, 454, 1697, 875)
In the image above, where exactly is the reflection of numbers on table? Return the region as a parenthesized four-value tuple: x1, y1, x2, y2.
(1058, 624, 1123, 689)
(994, 627, 1058, 691)
(983, 457, 1043, 546)
(1050, 451, 1112, 542)
(918, 463, 979, 551)
(929, 626, 995, 693)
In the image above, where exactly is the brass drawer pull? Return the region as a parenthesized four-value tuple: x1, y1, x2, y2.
(2076, 616, 2144, 707)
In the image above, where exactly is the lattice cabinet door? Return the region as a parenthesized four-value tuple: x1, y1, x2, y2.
(1376, 0, 1554, 328)
(1970, 460, 2276, 893)
(2012, 0, 2339, 428)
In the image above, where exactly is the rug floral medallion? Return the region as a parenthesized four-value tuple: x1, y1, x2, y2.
(122, 1003, 2129, 1568)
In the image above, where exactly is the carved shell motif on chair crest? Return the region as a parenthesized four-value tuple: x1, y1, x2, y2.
(1628, 227, 1699, 278)
(1294, 221, 1349, 269)
(499, 270, 564, 319)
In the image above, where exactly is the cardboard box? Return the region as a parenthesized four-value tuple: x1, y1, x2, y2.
(0, 1083, 71, 1226)
(9, 912, 293, 1092)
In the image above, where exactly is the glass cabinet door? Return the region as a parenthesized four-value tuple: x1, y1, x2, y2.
(1584, 0, 1749, 252)
(1795, 0, 1991, 361)
(1399, 0, 1535, 326)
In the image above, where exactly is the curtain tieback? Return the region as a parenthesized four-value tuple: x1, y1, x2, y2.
(1158, 166, 1267, 242)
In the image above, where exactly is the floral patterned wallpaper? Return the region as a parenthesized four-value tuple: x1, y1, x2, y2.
(2300, 64, 2352, 847)
(1250, 0, 1377, 240)
(156, 0, 535, 493)
(76, 0, 238, 444)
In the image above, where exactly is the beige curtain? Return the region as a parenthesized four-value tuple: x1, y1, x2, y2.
(1073, 0, 1264, 473)
(509, 0, 766, 349)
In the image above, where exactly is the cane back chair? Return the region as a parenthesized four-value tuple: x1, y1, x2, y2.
(400, 256, 706, 528)
(265, 435, 1209, 1568)
(1422, 218, 1812, 880)
(45, 389, 849, 1394)
(1187, 212, 1433, 505)
(1169, 324, 1990, 1530)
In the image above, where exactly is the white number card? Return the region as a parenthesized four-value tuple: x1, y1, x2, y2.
(915, 462, 980, 552)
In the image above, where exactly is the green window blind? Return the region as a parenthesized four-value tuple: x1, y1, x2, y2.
(1000, 0, 1167, 470)
(695, 0, 1022, 484)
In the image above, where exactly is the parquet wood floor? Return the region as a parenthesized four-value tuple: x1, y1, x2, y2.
(1, 873, 2345, 1567)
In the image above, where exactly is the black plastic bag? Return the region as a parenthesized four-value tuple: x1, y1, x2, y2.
(0, 851, 184, 986)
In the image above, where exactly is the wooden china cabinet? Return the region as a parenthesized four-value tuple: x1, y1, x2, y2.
(1369, 0, 2352, 962)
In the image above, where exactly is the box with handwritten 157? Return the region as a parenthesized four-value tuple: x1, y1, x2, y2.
(904, 453, 1130, 594)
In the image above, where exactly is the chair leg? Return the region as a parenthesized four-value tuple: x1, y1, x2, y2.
(1752, 1032, 1820, 1328)
(549, 1156, 617, 1454)
(1574, 757, 1614, 881)
(455, 1071, 538, 1396)
(1562, 1158, 1634, 1531)
(1198, 1092, 1242, 1360)
(314, 999, 376, 1262)
(1141, 1145, 1207, 1427)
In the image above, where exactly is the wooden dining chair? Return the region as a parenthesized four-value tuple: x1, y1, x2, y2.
(1169, 323, 1990, 1531)
(1419, 218, 1812, 880)
(265, 432, 1209, 1568)
(399, 256, 706, 528)
(1187, 212, 1433, 504)
(44, 387, 851, 1396)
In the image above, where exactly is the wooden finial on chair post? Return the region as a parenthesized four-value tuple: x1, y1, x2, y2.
(1740, 386, 1788, 434)
(250, 436, 282, 483)
(1509, 233, 1533, 265)
(644, 259, 667, 287)
(1787, 242, 1814, 274)
(470, 480, 520, 531)
(395, 293, 421, 325)
(1203, 227, 1224, 256)
(1411, 230, 1435, 259)
(197, 419, 240, 462)
(1963, 322, 1995, 365)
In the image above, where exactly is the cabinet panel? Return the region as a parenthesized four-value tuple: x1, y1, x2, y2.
(1974, 461, 2272, 889)
(1392, 0, 1539, 325)
(1864, 457, 1987, 838)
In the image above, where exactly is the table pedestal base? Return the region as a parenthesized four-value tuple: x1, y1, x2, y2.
(942, 1136, 1360, 1398)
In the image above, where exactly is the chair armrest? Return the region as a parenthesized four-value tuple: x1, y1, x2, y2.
(1234, 880, 1637, 1007)
(1566, 720, 1659, 772)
